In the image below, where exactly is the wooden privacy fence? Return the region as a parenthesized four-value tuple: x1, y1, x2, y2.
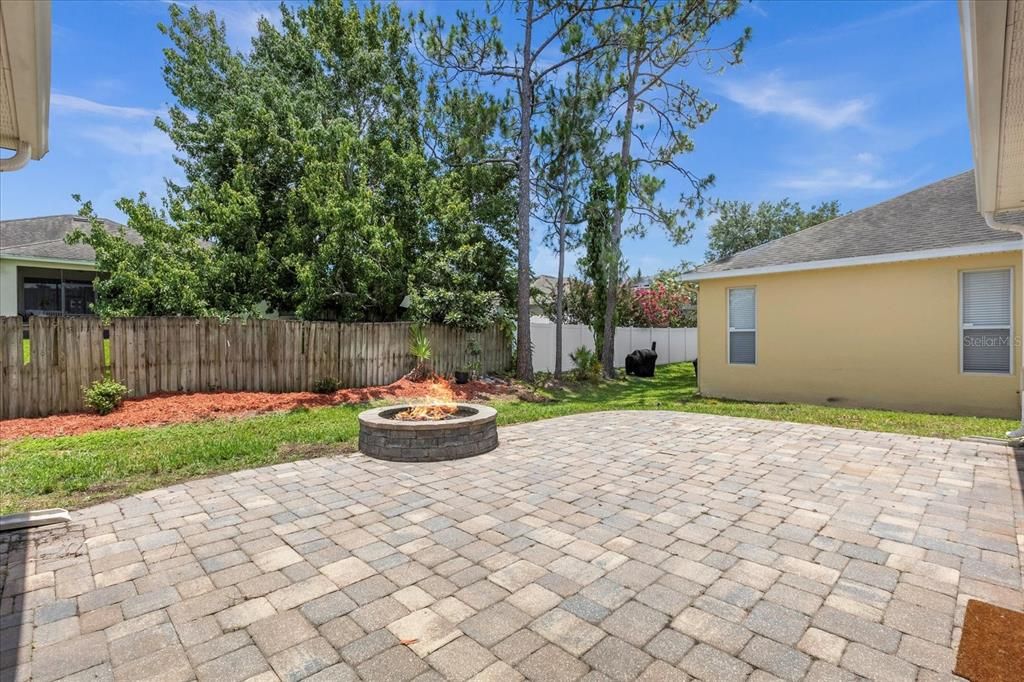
(0, 317, 512, 420)
(1, 317, 107, 420)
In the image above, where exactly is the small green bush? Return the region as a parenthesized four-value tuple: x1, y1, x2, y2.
(313, 377, 340, 394)
(569, 346, 602, 381)
(83, 379, 131, 415)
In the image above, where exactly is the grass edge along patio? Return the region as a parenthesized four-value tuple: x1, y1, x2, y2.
(2, 362, 1016, 515)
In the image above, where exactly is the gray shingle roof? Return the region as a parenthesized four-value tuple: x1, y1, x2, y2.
(0, 214, 139, 262)
(690, 171, 1022, 276)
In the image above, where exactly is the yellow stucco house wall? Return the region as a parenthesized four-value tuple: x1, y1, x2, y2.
(696, 252, 1019, 418)
(685, 171, 1021, 420)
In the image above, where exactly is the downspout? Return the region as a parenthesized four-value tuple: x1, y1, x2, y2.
(0, 142, 32, 172)
(983, 212, 1024, 438)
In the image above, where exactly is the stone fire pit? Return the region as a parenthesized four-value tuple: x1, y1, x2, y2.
(358, 403, 498, 461)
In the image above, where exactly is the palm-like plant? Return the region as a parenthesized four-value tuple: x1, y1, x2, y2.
(409, 324, 432, 381)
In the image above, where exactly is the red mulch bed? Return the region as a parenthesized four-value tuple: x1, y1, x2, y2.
(0, 377, 517, 441)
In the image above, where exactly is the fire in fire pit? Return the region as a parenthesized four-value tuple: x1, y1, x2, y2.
(393, 379, 459, 421)
(393, 404, 458, 420)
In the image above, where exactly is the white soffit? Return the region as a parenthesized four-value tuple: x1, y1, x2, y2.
(997, 0, 1024, 214)
(961, 0, 1024, 214)
(0, 13, 19, 152)
(0, 1, 51, 164)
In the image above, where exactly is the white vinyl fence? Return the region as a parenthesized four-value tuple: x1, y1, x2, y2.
(530, 319, 697, 373)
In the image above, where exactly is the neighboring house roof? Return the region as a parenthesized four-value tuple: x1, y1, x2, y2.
(684, 171, 1023, 281)
(0, 214, 140, 263)
(531, 275, 574, 303)
(531, 275, 558, 297)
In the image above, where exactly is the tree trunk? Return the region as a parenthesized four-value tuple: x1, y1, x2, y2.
(514, 0, 535, 381)
(602, 69, 637, 378)
(554, 206, 567, 378)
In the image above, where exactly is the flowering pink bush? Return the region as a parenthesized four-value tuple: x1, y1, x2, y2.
(621, 283, 694, 328)
(541, 275, 696, 328)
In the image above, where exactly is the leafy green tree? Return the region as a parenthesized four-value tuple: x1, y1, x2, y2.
(158, 0, 428, 321)
(705, 199, 841, 262)
(413, 65, 519, 331)
(597, 0, 749, 376)
(71, 0, 515, 330)
(68, 196, 237, 319)
(406, 164, 517, 331)
(576, 163, 620, 353)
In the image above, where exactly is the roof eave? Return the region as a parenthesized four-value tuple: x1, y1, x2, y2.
(959, 0, 1023, 215)
(0, 254, 97, 267)
(0, 0, 51, 167)
(679, 240, 1022, 282)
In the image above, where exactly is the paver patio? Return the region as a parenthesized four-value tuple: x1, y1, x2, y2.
(2, 411, 1022, 681)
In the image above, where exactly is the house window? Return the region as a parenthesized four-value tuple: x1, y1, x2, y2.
(961, 268, 1012, 374)
(20, 271, 96, 316)
(23, 277, 63, 315)
(728, 287, 756, 365)
(62, 279, 96, 315)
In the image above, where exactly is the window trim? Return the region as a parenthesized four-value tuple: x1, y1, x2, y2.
(959, 267, 1013, 375)
(727, 286, 757, 366)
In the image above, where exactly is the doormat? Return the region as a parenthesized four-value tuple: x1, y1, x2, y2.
(954, 599, 1024, 681)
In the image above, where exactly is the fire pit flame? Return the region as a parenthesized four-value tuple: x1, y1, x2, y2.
(393, 377, 459, 421)
(394, 403, 458, 421)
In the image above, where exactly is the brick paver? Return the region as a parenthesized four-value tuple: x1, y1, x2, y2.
(2, 411, 1021, 681)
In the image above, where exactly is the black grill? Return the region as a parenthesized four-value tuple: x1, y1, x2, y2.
(625, 341, 658, 377)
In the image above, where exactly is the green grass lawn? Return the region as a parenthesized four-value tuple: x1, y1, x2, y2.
(22, 338, 111, 365)
(0, 362, 1015, 514)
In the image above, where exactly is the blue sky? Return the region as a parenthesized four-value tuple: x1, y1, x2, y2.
(0, 0, 972, 279)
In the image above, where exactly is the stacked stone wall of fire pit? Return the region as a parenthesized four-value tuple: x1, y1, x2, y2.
(358, 404, 498, 461)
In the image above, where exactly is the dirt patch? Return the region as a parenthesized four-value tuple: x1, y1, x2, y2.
(955, 599, 1024, 681)
(1, 376, 524, 441)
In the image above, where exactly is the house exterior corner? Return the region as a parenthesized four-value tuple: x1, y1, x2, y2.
(696, 251, 1020, 419)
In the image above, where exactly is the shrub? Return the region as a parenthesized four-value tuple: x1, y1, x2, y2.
(569, 346, 602, 381)
(410, 324, 432, 362)
(408, 324, 433, 380)
(313, 377, 340, 394)
(461, 336, 483, 377)
(83, 379, 130, 415)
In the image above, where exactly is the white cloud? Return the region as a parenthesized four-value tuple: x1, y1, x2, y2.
(53, 92, 174, 158)
(52, 93, 160, 120)
(77, 125, 175, 157)
(776, 169, 904, 192)
(854, 152, 878, 165)
(720, 73, 870, 130)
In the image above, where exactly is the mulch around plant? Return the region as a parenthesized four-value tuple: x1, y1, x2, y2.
(0, 377, 522, 441)
(954, 599, 1024, 682)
